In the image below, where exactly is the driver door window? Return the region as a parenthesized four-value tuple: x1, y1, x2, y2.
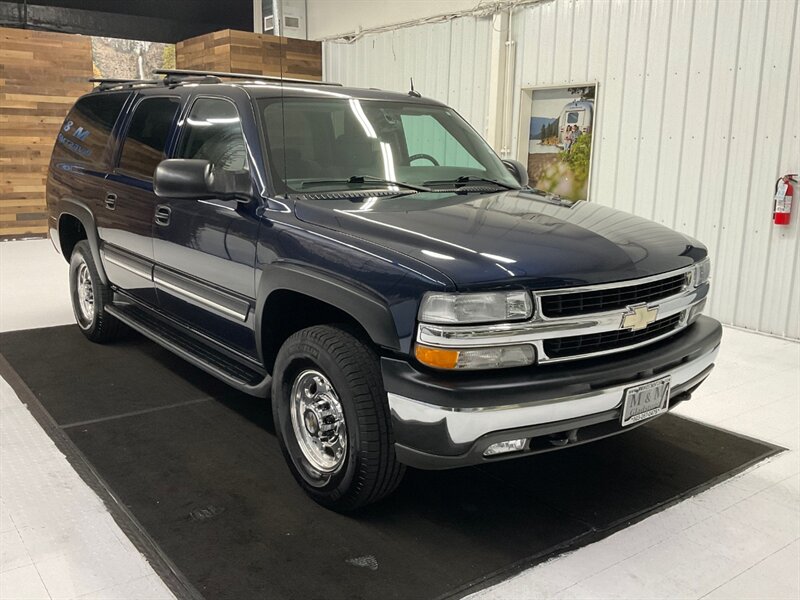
(177, 98, 248, 172)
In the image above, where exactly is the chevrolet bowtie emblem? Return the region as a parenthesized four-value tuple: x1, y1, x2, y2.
(621, 304, 659, 331)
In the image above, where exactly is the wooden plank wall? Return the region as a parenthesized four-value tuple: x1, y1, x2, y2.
(174, 29, 232, 73)
(177, 30, 322, 81)
(1, 27, 93, 240)
(0, 27, 319, 240)
(279, 37, 323, 81)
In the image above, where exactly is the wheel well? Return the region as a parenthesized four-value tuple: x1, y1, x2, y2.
(261, 290, 373, 373)
(58, 214, 87, 260)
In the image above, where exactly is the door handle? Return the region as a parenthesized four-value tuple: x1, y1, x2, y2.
(154, 205, 171, 226)
(105, 193, 117, 210)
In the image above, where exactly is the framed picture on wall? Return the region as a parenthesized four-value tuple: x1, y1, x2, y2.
(522, 84, 597, 201)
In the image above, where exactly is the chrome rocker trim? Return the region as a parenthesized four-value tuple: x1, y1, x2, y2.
(417, 267, 708, 363)
(388, 342, 719, 450)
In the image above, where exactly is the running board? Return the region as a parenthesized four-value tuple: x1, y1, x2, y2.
(106, 304, 271, 397)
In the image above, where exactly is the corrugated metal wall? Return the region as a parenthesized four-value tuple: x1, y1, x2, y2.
(324, 0, 800, 339)
(510, 0, 800, 339)
(324, 16, 494, 136)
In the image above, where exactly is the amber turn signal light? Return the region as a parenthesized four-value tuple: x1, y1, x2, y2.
(415, 344, 459, 369)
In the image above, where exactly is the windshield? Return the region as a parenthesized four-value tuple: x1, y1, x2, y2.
(257, 97, 519, 194)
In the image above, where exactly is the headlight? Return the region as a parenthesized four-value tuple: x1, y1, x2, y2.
(419, 291, 533, 324)
(688, 258, 710, 324)
(415, 343, 536, 370)
(691, 258, 711, 287)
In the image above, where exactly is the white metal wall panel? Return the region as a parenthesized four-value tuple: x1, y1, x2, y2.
(629, 0, 672, 223)
(448, 16, 492, 137)
(754, 0, 800, 337)
(509, 0, 800, 339)
(713, 0, 770, 326)
(322, 0, 800, 338)
(323, 16, 492, 136)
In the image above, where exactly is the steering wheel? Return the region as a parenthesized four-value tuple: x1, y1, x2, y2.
(409, 153, 440, 166)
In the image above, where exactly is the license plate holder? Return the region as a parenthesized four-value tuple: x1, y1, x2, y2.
(621, 375, 671, 427)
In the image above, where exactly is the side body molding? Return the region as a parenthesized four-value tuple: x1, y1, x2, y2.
(58, 198, 109, 284)
(255, 263, 402, 359)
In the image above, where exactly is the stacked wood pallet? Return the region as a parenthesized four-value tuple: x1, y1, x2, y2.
(0, 27, 92, 240)
(177, 29, 321, 81)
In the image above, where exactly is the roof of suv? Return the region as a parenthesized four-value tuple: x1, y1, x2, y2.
(90, 70, 446, 106)
(240, 82, 446, 105)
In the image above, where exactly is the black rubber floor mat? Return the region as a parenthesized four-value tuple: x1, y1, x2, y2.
(0, 326, 780, 600)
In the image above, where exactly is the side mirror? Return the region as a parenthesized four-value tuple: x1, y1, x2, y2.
(502, 159, 529, 188)
(153, 159, 251, 201)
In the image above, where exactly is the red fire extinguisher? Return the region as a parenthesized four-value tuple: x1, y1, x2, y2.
(774, 174, 797, 226)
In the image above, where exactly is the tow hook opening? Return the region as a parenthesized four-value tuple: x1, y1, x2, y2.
(547, 428, 579, 447)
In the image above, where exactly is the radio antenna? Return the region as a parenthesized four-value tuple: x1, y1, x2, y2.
(408, 77, 421, 98)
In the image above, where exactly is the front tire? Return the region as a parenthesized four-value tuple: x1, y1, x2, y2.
(272, 325, 405, 511)
(69, 240, 121, 343)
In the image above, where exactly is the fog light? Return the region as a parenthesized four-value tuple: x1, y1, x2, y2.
(483, 438, 526, 456)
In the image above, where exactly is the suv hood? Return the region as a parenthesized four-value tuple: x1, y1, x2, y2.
(293, 191, 706, 290)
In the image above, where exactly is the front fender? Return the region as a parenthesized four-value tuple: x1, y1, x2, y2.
(254, 262, 402, 361)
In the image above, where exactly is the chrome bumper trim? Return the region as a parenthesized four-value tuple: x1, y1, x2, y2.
(388, 343, 719, 448)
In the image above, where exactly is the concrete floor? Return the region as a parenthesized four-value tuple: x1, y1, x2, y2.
(1, 239, 798, 600)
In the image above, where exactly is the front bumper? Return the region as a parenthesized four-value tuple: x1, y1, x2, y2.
(383, 316, 722, 469)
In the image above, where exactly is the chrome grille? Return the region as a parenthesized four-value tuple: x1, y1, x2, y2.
(540, 273, 687, 318)
(417, 265, 708, 365)
(543, 313, 683, 359)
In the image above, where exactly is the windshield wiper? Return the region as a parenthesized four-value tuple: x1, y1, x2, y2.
(523, 186, 567, 202)
(423, 176, 517, 190)
(301, 175, 431, 193)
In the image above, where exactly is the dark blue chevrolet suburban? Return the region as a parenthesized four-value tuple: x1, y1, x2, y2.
(46, 70, 721, 510)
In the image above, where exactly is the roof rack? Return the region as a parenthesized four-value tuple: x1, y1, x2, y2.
(88, 74, 222, 92)
(88, 70, 340, 93)
(89, 77, 164, 91)
(154, 69, 341, 87)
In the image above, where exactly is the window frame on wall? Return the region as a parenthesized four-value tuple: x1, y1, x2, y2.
(515, 81, 600, 202)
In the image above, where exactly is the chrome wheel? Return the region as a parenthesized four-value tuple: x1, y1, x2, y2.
(76, 260, 94, 323)
(290, 369, 347, 473)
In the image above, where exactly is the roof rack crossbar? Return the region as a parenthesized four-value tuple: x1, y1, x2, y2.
(153, 69, 341, 87)
(89, 77, 163, 91)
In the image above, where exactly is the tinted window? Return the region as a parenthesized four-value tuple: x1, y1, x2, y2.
(118, 97, 180, 179)
(258, 98, 517, 193)
(53, 93, 129, 167)
(400, 114, 482, 169)
(567, 111, 580, 124)
(177, 98, 248, 172)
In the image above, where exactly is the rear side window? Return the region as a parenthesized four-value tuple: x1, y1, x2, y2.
(53, 93, 129, 167)
(117, 97, 180, 179)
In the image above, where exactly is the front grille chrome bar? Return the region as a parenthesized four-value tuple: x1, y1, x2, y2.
(417, 266, 709, 364)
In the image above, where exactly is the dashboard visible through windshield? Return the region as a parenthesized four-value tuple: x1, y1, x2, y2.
(257, 97, 519, 195)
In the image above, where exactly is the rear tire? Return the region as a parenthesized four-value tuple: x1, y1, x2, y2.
(69, 240, 121, 343)
(272, 325, 405, 511)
